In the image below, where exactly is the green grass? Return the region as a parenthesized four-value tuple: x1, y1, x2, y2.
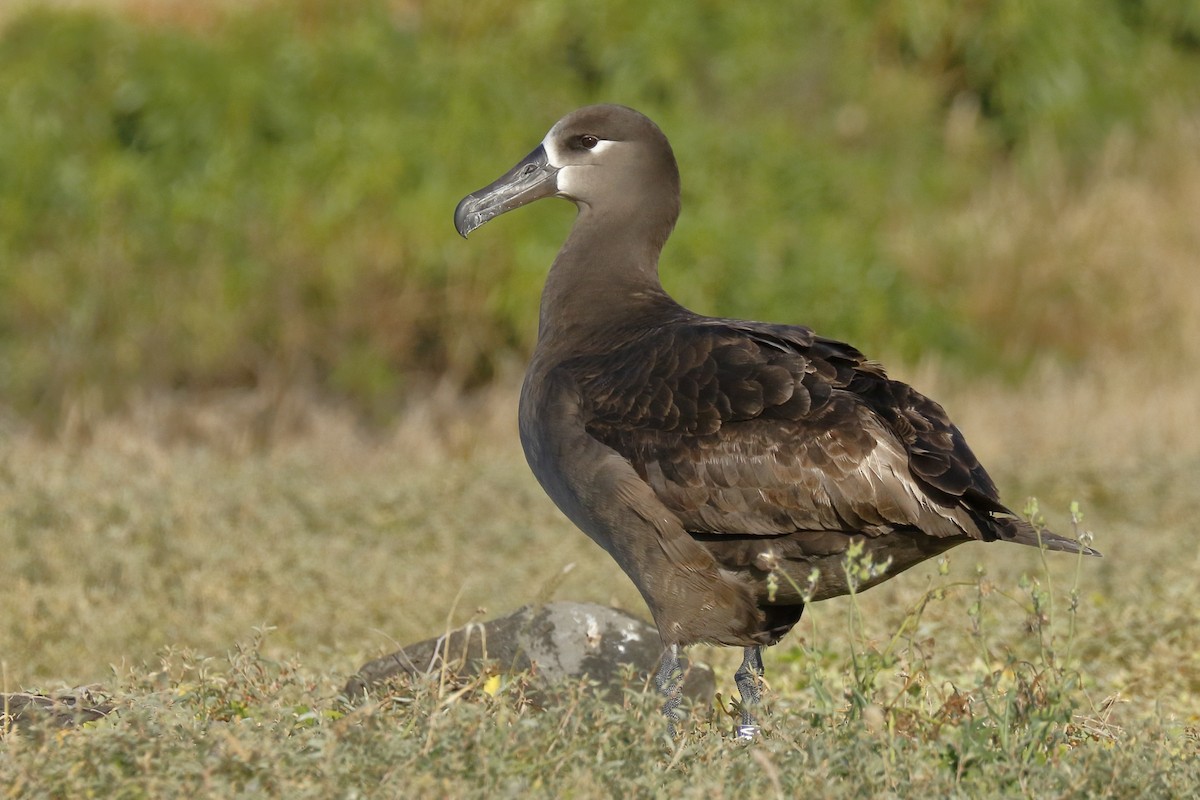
(3, 635, 1196, 797)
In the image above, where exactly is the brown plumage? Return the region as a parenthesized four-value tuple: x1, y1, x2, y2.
(454, 104, 1097, 737)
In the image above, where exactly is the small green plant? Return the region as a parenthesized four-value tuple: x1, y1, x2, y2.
(769, 500, 1102, 781)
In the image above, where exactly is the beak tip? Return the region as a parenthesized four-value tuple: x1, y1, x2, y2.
(453, 197, 474, 239)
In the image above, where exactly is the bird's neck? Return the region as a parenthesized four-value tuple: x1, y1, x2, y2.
(536, 205, 679, 350)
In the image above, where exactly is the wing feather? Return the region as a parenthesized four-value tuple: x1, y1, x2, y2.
(570, 318, 1005, 543)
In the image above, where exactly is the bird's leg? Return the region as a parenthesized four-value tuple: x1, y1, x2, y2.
(655, 643, 683, 738)
(733, 645, 765, 739)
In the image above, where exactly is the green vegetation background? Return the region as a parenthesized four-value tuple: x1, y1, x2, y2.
(2, 0, 1197, 423)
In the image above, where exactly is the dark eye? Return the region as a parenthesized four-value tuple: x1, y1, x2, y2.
(579, 134, 599, 149)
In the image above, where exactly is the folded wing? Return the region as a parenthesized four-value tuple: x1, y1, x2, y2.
(569, 317, 1039, 549)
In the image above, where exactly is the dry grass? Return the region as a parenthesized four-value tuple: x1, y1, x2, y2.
(2, 360, 1198, 793)
(2, 350, 1198, 704)
(911, 113, 1200, 372)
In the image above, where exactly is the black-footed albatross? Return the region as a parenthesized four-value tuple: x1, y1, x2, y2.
(453, 104, 1098, 739)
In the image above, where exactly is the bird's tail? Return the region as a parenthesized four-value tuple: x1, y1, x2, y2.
(999, 518, 1101, 557)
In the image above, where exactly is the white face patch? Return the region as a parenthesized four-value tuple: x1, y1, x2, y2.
(542, 133, 569, 169)
(542, 134, 619, 199)
(556, 164, 584, 198)
(586, 139, 618, 156)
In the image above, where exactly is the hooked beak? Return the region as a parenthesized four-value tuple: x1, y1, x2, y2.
(454, 144, 560, 238)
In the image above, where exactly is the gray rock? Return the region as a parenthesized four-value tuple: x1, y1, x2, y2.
(345, 602, 714, 703)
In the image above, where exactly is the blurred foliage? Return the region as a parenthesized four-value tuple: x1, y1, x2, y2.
(0, 0, 1197, 421)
